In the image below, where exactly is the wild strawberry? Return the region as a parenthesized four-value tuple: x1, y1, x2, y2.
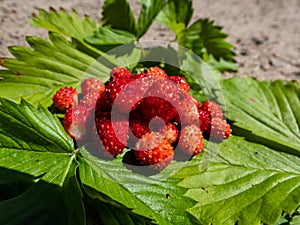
(95, 88, 113, 112)
(175, 95, 200, 125)
(208, 118, 231, 142)
(160, 123, 179, 144)
(106, 76, 133, 104)
(140, 96, 178, 123)
(92, 124, 114, 159)
(146, 66, 168, 79)
(169, 76, 190, 93)
(140, 78, 182, 123)
(224, 122, 232, 139)
(198, 108, 211, 132)
(135, 132, 174, 171)
(144, 77, 182, 102)
(112, 78, 151, 113)
(53, 87, 78, 112)
(110, 67, 132, 80)
(63, 105, 91, 140)
(95, 112, 129, 157)
(129, 110, 150, 139)
(201, 100, 223, 119)
(79, 92, 100, 111)
(178, 124, 204, 156)
(81, 78, 105, 96)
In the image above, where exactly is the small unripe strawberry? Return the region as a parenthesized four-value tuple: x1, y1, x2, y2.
(53, 87, 78, 112)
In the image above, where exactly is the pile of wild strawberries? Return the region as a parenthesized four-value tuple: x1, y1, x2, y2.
(52, 67, 231, 171)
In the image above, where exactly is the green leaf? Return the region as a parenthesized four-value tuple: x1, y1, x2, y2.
(86, 198, 153, 225)
(221, 78, 300, 156)
(0, 98, 73, 153)
(176, 136, 300, 225)
(185, 19, 236, 62)
(273, 215, 288, 225)
(207, 54, 239, 72)
(0, 149, 84, 225)
(84, 26, 136, 47)
(30, 8, 97, 40)
(102, 0, 138, 35)
(0, 99, 83, 224)
(180, 51, 222, 102)
(137, 0, 167, 38)
(0, 32, 110, 106)
(291, 215, 300, 225)
(78, 148, 197, 225)
(30, 8, 121, 63)
(156, 0, 193, 32)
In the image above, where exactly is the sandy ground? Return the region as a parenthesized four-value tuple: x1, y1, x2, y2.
(0, 0, 299, 82)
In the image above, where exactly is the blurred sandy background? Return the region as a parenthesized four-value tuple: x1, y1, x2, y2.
(0, 0, 299, 81)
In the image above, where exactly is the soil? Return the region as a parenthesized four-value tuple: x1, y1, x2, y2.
(0, 0, 299, 82)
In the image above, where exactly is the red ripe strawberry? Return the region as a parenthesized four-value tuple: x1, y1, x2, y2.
(175, 95, 200, 125)
(81, 78, 105, 96)
(178, 124, 204, 156)
(224, 123, 232, 139)
(140, 78, 182, 123)
(79, 92, 100, 111)
(201, 100, 223, 119)
(198, 108, 211, 132)
(208, 118, 231, 142)
(134, 132, 174, 171)
(110, 67, 132, 80)
(92, 123, 114, 159)
(53, 87, 78, 112)
(95, 88, 113, 112)
(146, 66, 168, 79)
(160, 123, 179, 144)
(144, 77, 182, 102)
(113, 78, 151, 113)
(140, 96, 178, 123)
(106, 76, 133, 104)
(95, 112, 129, 157)
(169, 76, 190, 93)
(129, 110, 150, 139)
(63, 105, 91, 140)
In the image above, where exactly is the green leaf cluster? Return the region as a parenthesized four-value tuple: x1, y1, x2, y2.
(156, 0, 238, 71)
(1, 82, 299, 224)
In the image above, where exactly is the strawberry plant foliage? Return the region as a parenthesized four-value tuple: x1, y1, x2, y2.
(0, 32, 110, 106)
(0, 98, 73, 152)
(0, 1, 300, 225)
(0, 99, 83, 224)
(30, 8, 97, 41)
(78, 148, 197, 225)
(0, 92, 299, 225)
(156, 0, 238, 71)
(222, 78, 300, 156)
(177, 136, 300, 225)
